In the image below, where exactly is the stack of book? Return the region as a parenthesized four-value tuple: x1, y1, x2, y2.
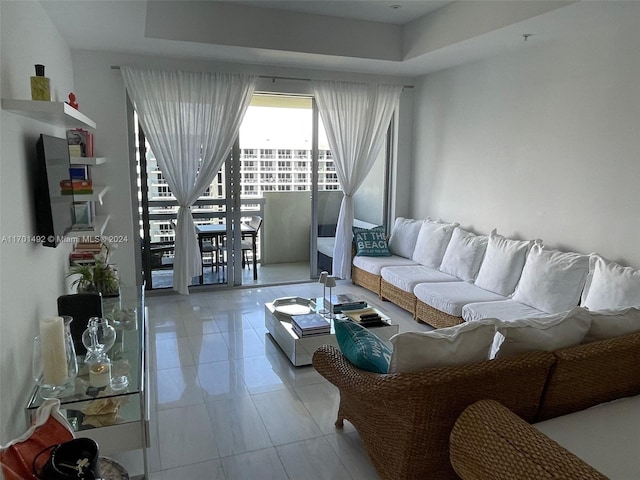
(343, 308, 387, 327)
(69, 240, 102, 264)
(291, 313, 331, 338)
(67, 128, 94, 157)
(325, 293, 367, 314)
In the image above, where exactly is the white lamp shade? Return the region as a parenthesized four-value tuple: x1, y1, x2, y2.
(325, 276, 337, 288)
(318, 271, 328, 284)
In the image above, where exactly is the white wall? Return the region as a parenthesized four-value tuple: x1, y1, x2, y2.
(411, 4, 640, 268)
(0, 1, 76, 442)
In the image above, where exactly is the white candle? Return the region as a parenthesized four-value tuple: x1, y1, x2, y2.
(89, 361, 111, 388)
(39, 316, 68, 385)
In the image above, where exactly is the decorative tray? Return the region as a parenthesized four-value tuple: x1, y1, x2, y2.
(273, 297, 317, 320)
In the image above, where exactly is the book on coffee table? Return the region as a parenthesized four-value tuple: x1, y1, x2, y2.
(325, 293, 367, 313)
(291, 313, 331, 337)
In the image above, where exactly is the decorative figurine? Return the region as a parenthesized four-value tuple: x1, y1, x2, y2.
(67, 92, 79, 110)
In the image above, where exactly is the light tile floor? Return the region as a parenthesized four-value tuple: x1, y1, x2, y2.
(125, 280, 433, 479)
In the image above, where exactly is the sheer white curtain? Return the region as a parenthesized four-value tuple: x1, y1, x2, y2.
(312, 80, 402, 279)
(122, 67, 256, 294)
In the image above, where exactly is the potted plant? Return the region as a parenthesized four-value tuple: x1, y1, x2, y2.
(68, 240, 120, 297)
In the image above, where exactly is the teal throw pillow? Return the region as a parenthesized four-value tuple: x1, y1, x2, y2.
(353, 225, 390, 257)
(333, 317, 392, 373)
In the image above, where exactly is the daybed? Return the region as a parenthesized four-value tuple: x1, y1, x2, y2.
(451, 394, 640, 479)
(450, 399, 608, 480)
(313, 320, 640, 479)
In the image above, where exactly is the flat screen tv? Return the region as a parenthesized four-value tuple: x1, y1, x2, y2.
(34, 134, 73, 247)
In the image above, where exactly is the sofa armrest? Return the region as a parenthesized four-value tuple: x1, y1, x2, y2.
(450, 400, 607, 480)
(312, 345, 556, 480)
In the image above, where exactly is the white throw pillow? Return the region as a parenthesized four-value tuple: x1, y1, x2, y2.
(582, 307, 640, 343)
(474, 230, 533, 296)
(492, 307, 592, 359)
(512, 245, 589, 314)
(582, 255, 640, 310)
(411, 219, 459, 268)
(387, 217, 423, 259)
(439, 227, 488, 282)
(388, 320, 496, 373)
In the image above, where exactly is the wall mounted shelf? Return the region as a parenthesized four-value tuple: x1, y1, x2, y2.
(72, 185, 110, 205)
(1, 99, 96, 129)
(66, 214, 111, 238)
(70, 156, 106, 166)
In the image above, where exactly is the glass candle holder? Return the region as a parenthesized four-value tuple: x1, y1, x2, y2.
(32, 316, 78, 397)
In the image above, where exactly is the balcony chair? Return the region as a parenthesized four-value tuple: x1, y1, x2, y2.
(241, 215, 262, 277)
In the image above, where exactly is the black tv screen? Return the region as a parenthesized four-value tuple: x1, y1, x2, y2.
(34, 134, 73, 247)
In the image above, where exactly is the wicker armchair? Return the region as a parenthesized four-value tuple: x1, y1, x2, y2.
(312, 345, 555, 480)
(450, 400, 607, 480)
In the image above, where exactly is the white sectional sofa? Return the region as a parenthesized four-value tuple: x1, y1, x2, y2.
(351, 217, 640, 328)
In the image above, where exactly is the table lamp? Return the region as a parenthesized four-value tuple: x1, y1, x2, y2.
(325, 275, 337, 318)
(318, 271, 329, 314)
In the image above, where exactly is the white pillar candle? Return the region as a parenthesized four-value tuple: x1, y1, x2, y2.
(89, 361, 111, 388)
(39, 316, 68, 385)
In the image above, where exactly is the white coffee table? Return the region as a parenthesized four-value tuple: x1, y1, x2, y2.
(264, 298, 399, 366)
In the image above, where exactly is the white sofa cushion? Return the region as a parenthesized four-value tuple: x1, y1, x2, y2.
(534, 395, 640, 480)
(387, 217, 423, 259)
(414, 282, 507, 317)
(581, 255, 640, 310)
(352, 255, 417, 275)
(439, 227, 488, 282)
(388, 320, 496, 373)
(411, 219, 459, 268)
(462, 299, 547, 323)
(512, 245, 589, 314)
(473, 230, 533, 296)
(582, 307, 640, 343)
(381, 265, 459, 293)
(492, 307, 592, 358)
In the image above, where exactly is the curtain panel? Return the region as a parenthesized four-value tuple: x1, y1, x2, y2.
(122, 67, 256, 294)
(312, 80, 402, 279)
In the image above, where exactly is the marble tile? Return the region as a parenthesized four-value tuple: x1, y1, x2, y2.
(197, 359, 249, 401)
(153, 336, 195, 370)
(155, 365, 204, 410)
(252, 388, 322, 445)
(221, 448, 288, 480)
(277, 436, 352, 480)
(213, 309, 256, 332)
(221, 328, 267, 359)
(235, 355, 290, 395)
(188, 332, 232, 364)
(157, 404, 219, 470)
(160, 459, 226, 480)
(205, 396, 273, 457)
(325, 431, 380, 480)
(294, 382, 354, 435)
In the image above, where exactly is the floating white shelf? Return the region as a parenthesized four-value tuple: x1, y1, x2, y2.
(66, 214, 111, 238)
(1, 99, 96, 129)
(72, 185, 110, 205)
(70, 156, 106, 166)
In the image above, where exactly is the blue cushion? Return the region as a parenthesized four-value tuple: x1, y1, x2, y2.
(333, 317, 391, 373)
(353, 225, 390, 257)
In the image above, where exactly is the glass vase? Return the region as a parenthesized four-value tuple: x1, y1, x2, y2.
(32, 316, 78, 397)
(81, 317, 116, 364)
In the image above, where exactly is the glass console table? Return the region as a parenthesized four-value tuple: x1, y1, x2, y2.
(25, 285, 149, 479)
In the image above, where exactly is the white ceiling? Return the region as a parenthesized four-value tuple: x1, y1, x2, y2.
(39, 1, 632, 78)
(230, 1, 451, 24)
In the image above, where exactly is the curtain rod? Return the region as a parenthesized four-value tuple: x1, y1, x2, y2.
(110, 65, 414, 89)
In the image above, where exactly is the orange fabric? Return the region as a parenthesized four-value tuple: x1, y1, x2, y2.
(0, 399, 74, 480)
